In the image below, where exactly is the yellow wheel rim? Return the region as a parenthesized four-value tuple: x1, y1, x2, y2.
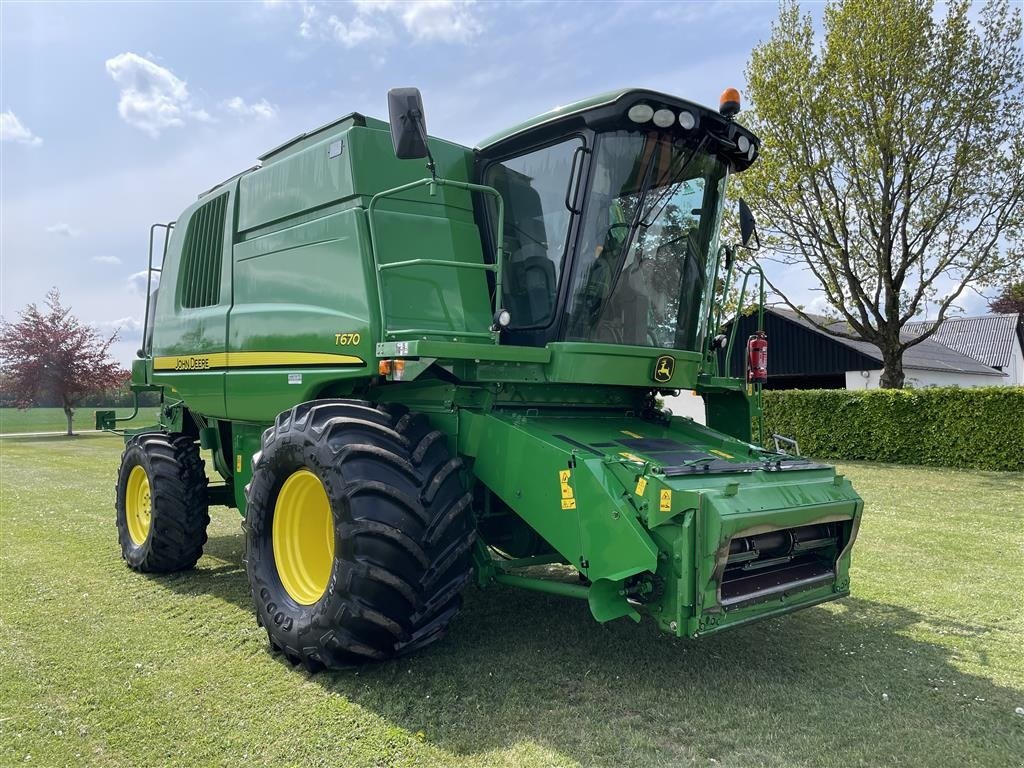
(272, 469, 335, 605)
(125, 465, 152, 546)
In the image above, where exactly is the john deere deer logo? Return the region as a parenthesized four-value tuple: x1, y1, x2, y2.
(653, 355, 675, 383)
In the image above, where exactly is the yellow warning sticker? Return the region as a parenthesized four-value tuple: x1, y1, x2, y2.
(635, 476, 648, 496)
(659, 489, 673, 512)
(558, 469, 575, 510)
(619, 452, 644, 463)
(621, 430, 643, 439)
(709, 449, 734, 459)
(236, 454, 242, 472)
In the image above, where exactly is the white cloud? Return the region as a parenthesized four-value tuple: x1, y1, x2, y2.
(92, 316, 143, 341)
(352, 0, 393, 11)
(397, 0, 482, 43)
(287, 0, 481, 46)
(128, 270, 159, 297)
(299, 1, 318, 38)
(328, 14, 386, 47)
(222, 96, 279, 120)
(802, 294, 837, 316)
(104, 52, 210, 137)
(46, 223, 81, 237)
(92, 255, 122, 265)
(93, 315, 142, 331)
(1, 111, 43, 146)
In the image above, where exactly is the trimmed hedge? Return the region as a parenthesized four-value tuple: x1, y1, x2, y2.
(762, 387, 1024, 472)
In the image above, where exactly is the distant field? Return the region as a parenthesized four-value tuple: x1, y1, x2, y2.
(0, 433, 1021, 768)
(0, 407, 155, 434)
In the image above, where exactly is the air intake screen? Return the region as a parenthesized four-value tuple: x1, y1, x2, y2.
(179, 194, 228, 309)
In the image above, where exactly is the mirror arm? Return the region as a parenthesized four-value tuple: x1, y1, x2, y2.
(410, 109, 437, 183)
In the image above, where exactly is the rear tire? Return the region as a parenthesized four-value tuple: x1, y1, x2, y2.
(115, 432, 210, 572)
(244, 399, 475, 669)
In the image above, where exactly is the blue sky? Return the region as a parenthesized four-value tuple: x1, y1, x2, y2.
(0, 0, 989, 365)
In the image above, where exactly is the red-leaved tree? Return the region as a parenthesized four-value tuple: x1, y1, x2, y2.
(0, 289, 128, 435)
(989, 282, 1024, 314)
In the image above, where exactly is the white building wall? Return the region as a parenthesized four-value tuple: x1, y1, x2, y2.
(1002, 341, 1024, 385)
(844, 369, 1009, 389)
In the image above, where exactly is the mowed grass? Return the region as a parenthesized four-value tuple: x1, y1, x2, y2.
(0, 435, 1021, 768)
(0, 407, 154, 435)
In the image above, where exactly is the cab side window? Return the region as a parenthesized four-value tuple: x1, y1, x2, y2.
(485, 138, 582, 329)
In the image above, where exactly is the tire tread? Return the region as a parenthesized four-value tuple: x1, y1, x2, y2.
(245, 398, 474, 668)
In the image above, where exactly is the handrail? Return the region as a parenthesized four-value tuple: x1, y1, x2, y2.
(141, 222, 174, 358)
(723, 264, 765, 372)
(722, 263, 766, 444)
(701, 243, 731, 373)
(367, 177, 505, 343)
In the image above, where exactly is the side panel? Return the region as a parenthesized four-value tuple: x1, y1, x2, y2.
(225, 208, 376, 421)
(374, 207, 491, 337)
(459, 410, 660, 581)
(702, 388, 754, 442)
(150, 188, 235, 418)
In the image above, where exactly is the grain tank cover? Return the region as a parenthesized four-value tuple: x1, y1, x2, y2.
(257, 112, 377, 164)
(236, 113, 476, 233)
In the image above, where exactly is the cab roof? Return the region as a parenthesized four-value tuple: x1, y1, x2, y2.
(475, 87, 760, 171)
(475, 88, 639, 150)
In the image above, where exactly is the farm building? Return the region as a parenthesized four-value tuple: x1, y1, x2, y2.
(718, 308, 1023, 390)
(663, 309, 1022, 422)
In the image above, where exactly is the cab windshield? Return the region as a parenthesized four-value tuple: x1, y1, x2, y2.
(563, 130, 726, 350)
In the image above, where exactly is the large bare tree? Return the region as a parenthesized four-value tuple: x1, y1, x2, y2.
(739, 0, 1023, 387)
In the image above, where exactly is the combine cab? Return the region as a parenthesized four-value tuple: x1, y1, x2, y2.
(100, 86, 862, 669)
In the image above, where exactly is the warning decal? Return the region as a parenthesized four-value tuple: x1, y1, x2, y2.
(659, 489, 673, 512)
(559, 469, 576, 510)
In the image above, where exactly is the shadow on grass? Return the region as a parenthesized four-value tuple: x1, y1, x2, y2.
(152, 532, 251, 609)
(154, 532, 1024, 767)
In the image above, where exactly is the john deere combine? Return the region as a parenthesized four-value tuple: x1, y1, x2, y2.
(100, 87, 862, 669)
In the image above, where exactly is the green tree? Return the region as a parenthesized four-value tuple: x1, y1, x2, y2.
(740, 0, 1023, 387)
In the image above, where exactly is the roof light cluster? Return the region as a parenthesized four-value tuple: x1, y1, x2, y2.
(624, 91, 758, 164)
(627, 103, 699, 132)
(737, 134, 756, 160)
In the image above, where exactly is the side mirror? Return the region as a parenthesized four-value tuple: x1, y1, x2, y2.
(739, 198, 759, 249)
(387, 87, 429, 160)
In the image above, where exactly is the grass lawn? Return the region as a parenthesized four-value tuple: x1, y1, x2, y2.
(1, 434, 1021, 767)
(0, 407, 155, 435)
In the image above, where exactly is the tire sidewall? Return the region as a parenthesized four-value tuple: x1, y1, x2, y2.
(116, 441, 156, 569)
(245, 431, 351, 653)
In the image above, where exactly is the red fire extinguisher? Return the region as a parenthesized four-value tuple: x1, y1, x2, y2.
(747, 331, 768, 384)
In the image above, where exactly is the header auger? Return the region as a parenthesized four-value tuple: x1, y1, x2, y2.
(100, 86, 862, 670)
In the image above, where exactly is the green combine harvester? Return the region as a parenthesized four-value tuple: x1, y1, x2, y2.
(100, 86, 863, 670)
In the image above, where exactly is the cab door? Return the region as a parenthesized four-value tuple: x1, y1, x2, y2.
(479, 136, 587, 347)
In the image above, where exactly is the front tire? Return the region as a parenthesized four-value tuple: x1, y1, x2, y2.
(115, 432, 210, 572)
(245, 400, 475, 669)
